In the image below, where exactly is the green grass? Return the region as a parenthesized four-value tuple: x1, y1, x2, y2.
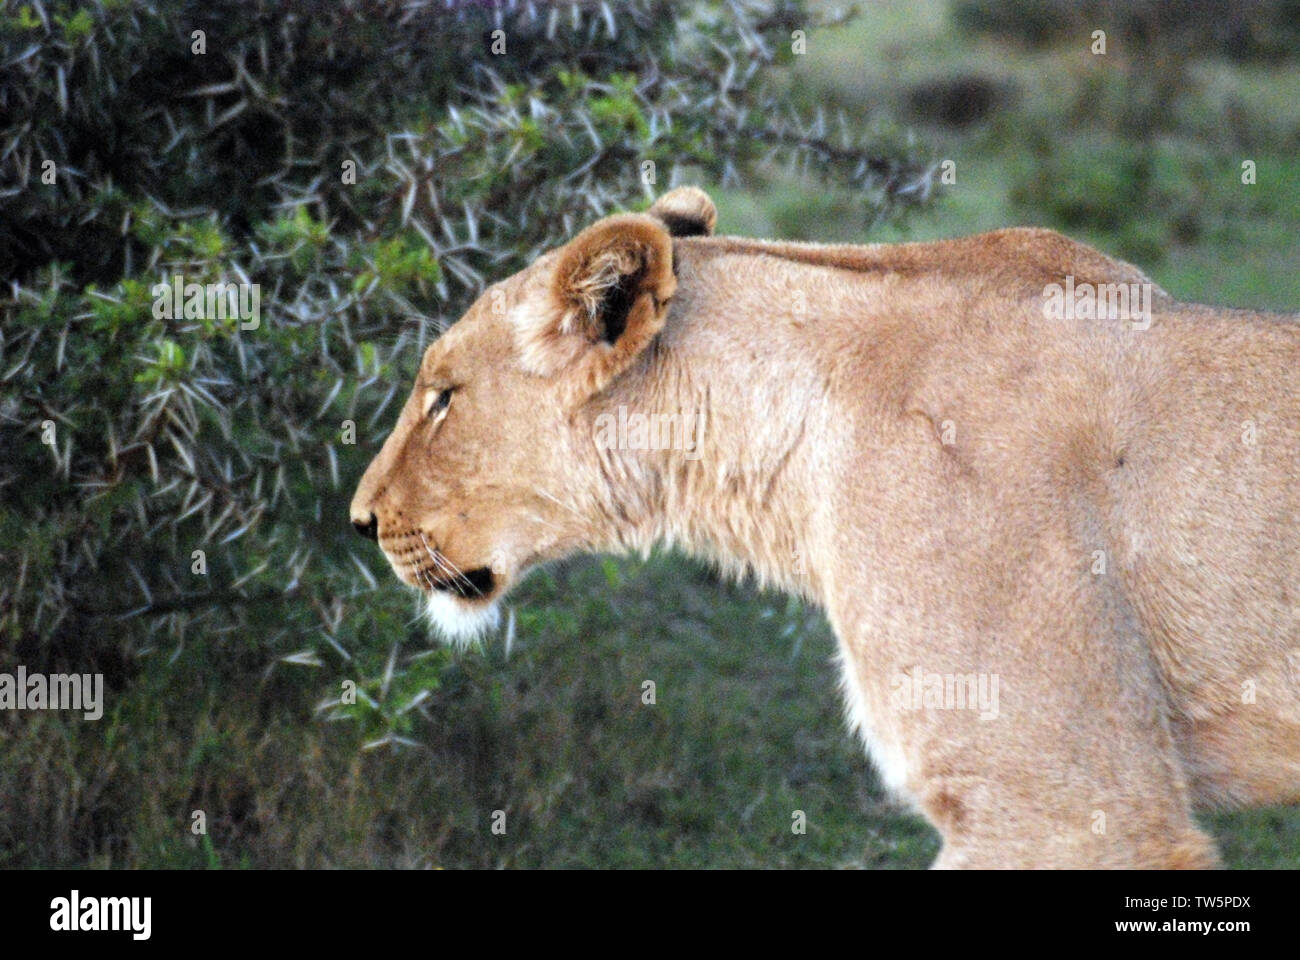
(1, 554, 939, 868)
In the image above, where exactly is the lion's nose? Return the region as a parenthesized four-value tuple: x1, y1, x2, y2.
(351, 512, 378, 541)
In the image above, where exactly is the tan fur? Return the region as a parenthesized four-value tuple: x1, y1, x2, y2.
(352, 187, 1300, 868)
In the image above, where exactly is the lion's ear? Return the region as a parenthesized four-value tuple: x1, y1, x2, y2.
(649, 186, 716, 237)
(513, 213, 676, 402)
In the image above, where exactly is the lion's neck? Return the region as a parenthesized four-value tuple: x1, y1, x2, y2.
(586, 338, 826, 602)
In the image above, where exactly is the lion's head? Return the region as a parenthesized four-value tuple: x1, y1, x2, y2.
(349, 187, 716, 643)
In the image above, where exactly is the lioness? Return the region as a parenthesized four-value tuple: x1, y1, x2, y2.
(351, 187, 1300, 868)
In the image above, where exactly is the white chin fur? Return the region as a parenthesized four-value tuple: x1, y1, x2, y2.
(420, 589, 501, 649)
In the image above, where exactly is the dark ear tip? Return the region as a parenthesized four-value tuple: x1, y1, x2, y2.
(656, 213, 711, 238)
(649, 186, 717, 237)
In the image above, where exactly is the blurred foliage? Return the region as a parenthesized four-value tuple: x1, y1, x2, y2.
(0, 0, 934, 776)
(953, 0, 1300, 61)
(944, 0, 1300, 266)
(1, 0, 934, 282)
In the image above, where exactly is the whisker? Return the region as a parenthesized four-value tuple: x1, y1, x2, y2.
(418, 531, 483, 595)
(532, 486, 584, 519)
(527, 512, 566, 532)
(419, 534, 453, 576)
(418, 533, 449, 577)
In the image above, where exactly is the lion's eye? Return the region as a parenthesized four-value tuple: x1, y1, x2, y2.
(426, 387, 453, 419)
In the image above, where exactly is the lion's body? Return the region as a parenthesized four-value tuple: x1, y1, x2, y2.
(353, 189, 1300, 867)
